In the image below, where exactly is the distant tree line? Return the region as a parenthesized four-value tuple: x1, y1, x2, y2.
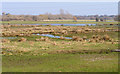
(1, 9, 74, 21)
(1, 9, 117, 21)
(75, 15, 117, 22)
(114, 15, 120, 21)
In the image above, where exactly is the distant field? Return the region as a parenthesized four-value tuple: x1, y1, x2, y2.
(1, 21, 118, 24)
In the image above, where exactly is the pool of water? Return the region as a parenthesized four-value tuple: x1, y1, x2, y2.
(18, 24, 96, 26)
(42, 24, 96, 26)
(0, 37, 17, 39)
(34, 34, 72, 39)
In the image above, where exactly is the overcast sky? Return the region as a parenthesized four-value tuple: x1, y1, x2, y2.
(1, 0, 120, 2)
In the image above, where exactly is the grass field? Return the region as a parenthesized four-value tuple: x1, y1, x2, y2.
(2, 53, 118, 72)
(1, 21, 118, 24)
(1, 22, 119, 72)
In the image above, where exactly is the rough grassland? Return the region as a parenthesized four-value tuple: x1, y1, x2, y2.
(1, 24, 119, 72)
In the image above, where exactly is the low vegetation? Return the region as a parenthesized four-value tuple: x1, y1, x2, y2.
(2, 21, 118, 24)
(1, 23, 119, 72)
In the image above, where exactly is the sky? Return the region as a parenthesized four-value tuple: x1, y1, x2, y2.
(1, 0, 120, 2)
(1, 0, 119, 15)
(2, 2, 118, 15)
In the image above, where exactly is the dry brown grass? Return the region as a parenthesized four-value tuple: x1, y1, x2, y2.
(18, 37, 27, 42)
(35, 37, 50, 41)
(2, 24, 118, 37)
(1, 39, 10, 43)
(72, 36, 83, 41)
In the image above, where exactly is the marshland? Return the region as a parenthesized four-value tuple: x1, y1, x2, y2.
(1, 2, 119, 72)
(1, 22, 119, 72)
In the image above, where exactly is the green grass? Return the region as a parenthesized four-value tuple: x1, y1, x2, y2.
(2, 21, 118, 24)
(2, 53, 118, 72)
(2, 24, 119, 72)
(3, 38, 119, 55)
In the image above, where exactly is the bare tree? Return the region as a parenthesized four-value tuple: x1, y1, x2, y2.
(60, 9, 65, 15)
